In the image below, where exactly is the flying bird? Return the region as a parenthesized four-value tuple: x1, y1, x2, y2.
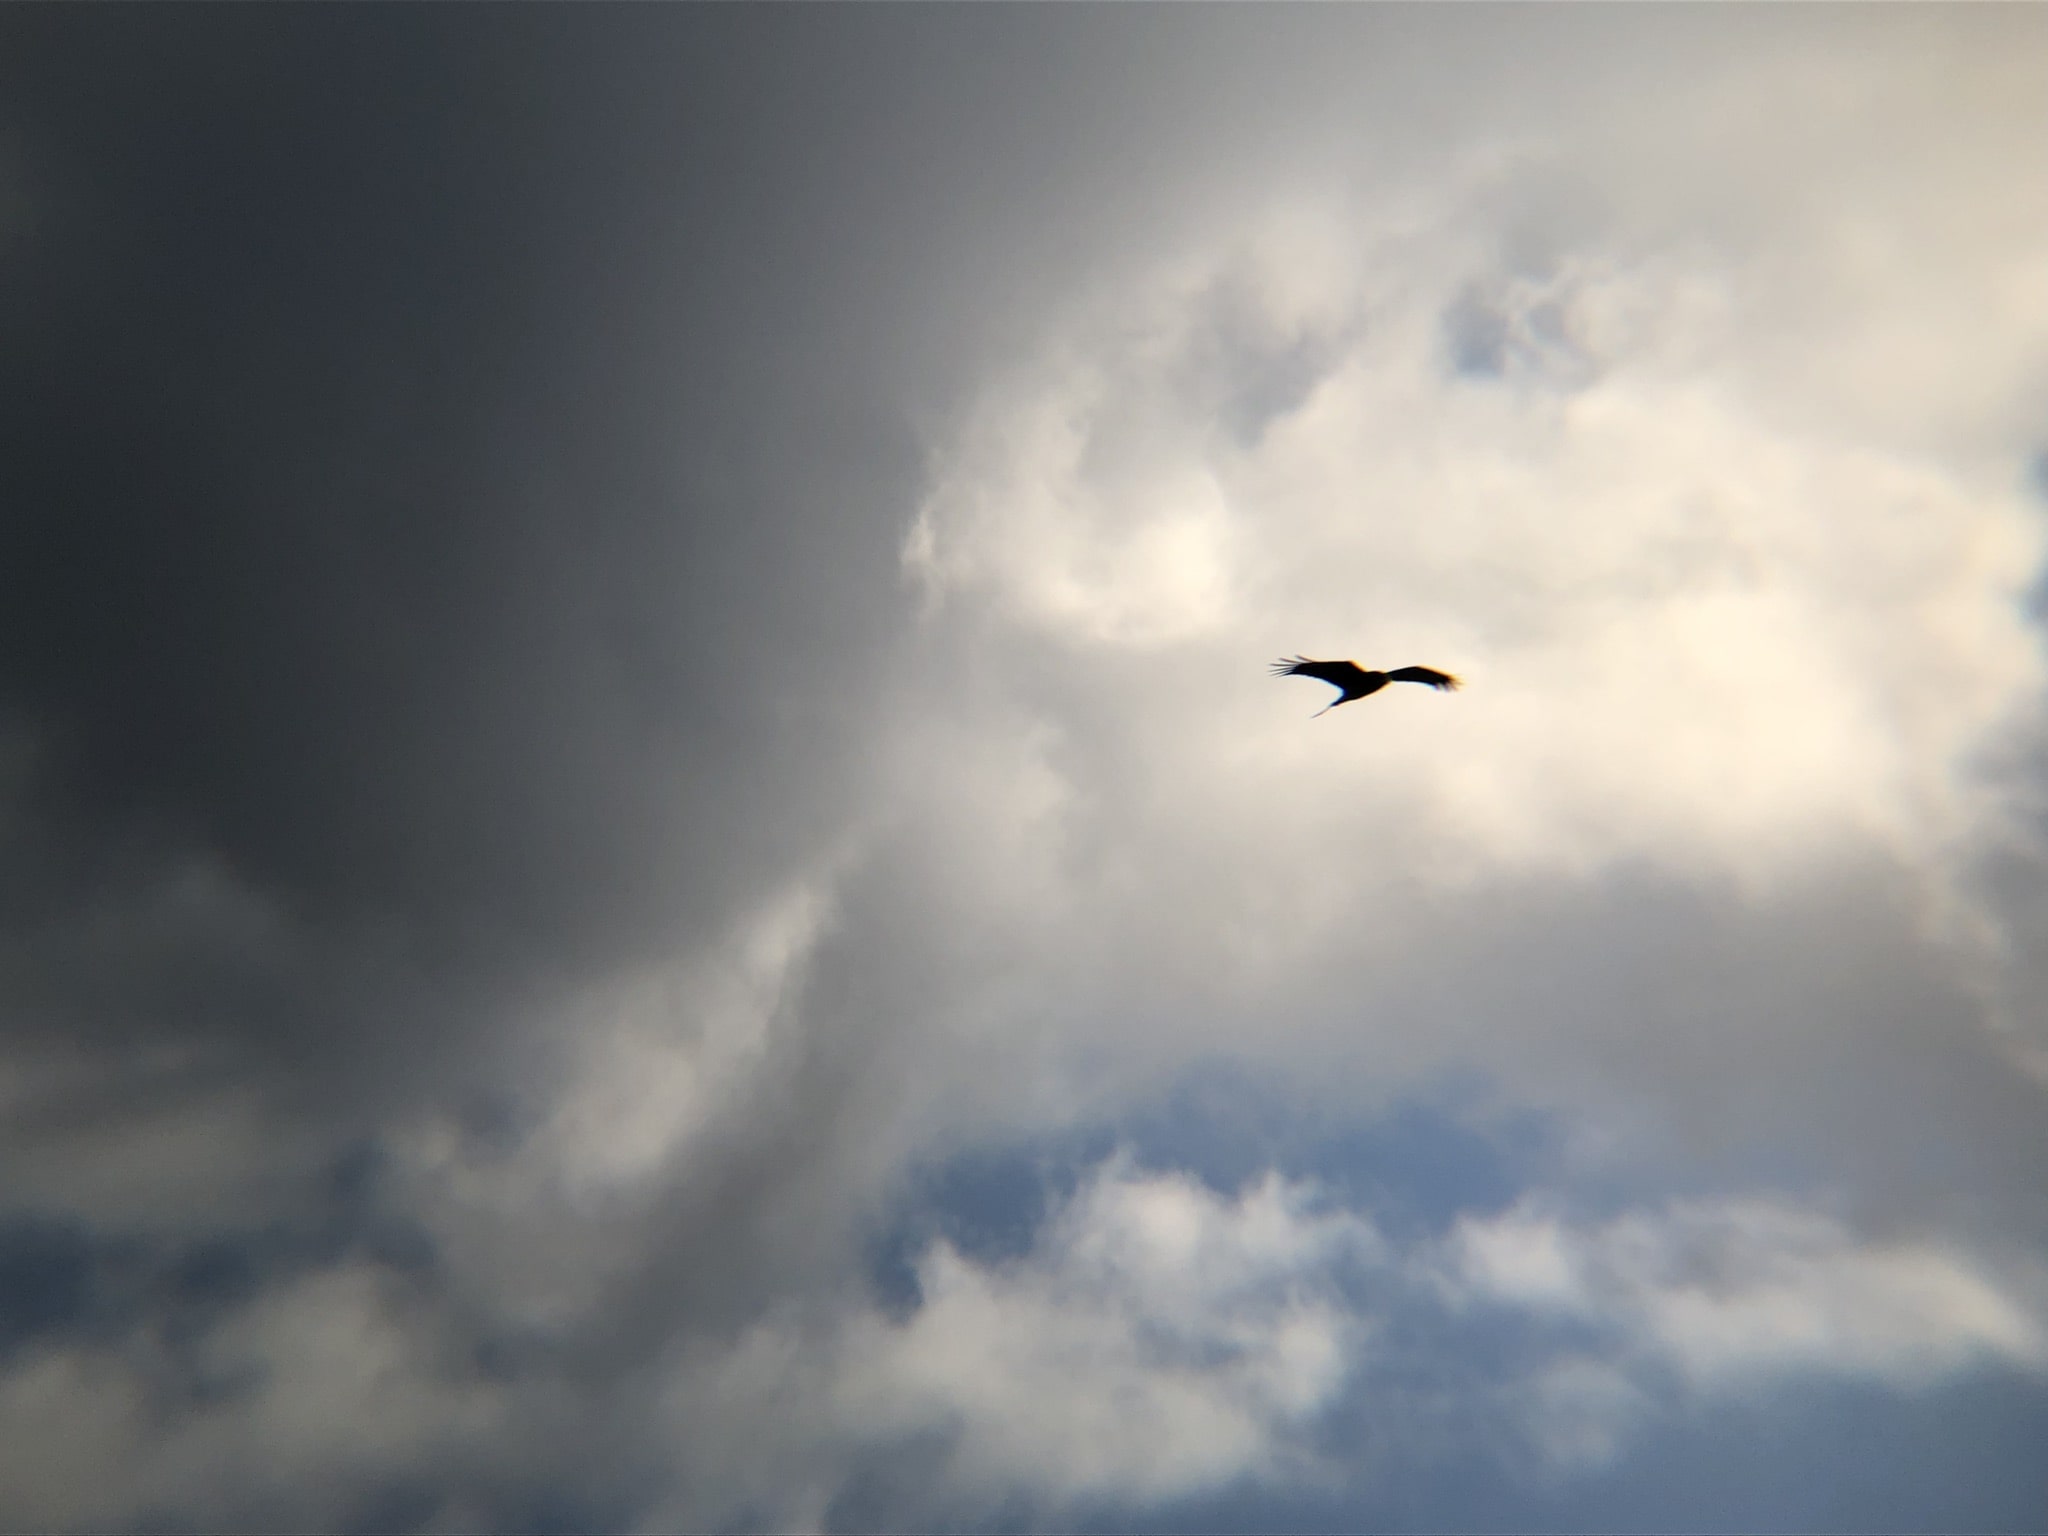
(1271, 656, 1460, 716)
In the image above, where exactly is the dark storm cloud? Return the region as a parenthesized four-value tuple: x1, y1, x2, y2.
(0, 7, 1123, 1152)
(3, 10, 894, 963)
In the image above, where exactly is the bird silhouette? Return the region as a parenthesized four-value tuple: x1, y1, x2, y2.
(1271, 656, 1460, 716)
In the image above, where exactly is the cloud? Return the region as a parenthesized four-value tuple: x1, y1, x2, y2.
(836, 1165, 1363, 1509)
(1453, 1197, 2048, 1395)
(905, 184, 2044, 892)
(0, 1263, 503, 1532)
(656, 1165, 2048, 1527)
(875, 51, 2048, 1219)
(3, 7, 2048, 1531)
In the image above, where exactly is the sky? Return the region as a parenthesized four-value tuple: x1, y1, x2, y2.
(3, 7, 2048, 1531)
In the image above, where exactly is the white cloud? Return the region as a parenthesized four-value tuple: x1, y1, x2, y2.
(838, 1165, 1363, 1508)
(1453, 1197, 2048, 1397)
(875, 53, 2048, 1178)
(641, 1171, 2048, 1524)
(634, 1164, 1368, 1528)
(907, 186, 2044, 894)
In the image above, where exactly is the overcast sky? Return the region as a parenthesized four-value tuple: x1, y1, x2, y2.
(4, 7, 2048, 1532)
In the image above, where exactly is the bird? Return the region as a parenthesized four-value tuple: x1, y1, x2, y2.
(1271, 655, 1460, 716)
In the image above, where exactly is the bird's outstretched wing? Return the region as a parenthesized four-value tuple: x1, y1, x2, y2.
(1270, 655, 1367, 688)
(1386, 665, 1460, 691)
